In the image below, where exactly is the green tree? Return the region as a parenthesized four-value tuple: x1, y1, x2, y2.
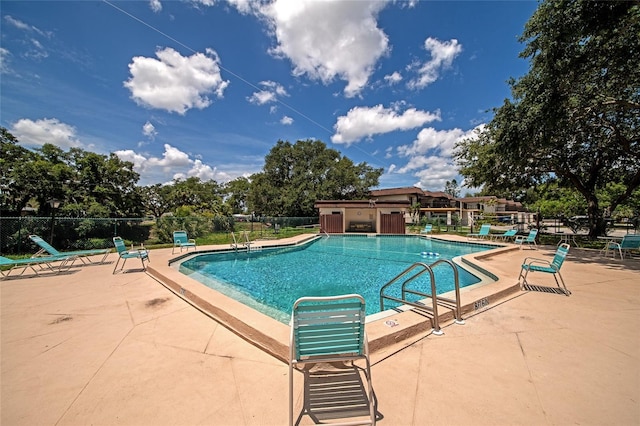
(0, 128, 143, 218)
(454, 0, 640, 237)
(444, 179, 460, 198)
(63, 148, 143, 217)
(138, 184, 173, 218)
(248, 140, 383, 217)
(224, 177, 251, 214)
(0, 128, 41, 215)
(166, 177, 227, 216)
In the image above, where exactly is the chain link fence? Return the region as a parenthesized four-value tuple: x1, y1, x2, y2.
(0, 216, 319, 255)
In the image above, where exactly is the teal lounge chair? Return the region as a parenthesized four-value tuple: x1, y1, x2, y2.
(492, 229, 517, 241)
(289, 294, 375, 426)
(172, 230, 197, 254)
(467, 224, 491, 240)
(518, 243, 571, 296)
(112, 237, 149, 274)
(420, 224, 433, 235)
(515, 229, 538, 249)
(606, 235, 640, 259)
(0, 254, 77, 280)
(29, 234, 110, 264)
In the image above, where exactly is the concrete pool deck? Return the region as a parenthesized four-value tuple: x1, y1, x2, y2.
(1, 236, 639, 425)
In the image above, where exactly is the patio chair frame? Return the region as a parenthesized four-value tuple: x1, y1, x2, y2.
(112, 237, 150, 274)
(518, 243, 571, 296)
(289, 294, 375, 426)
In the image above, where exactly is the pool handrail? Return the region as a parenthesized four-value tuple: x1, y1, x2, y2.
(379, 259, 465, 335)
(404, 259, 465, 326)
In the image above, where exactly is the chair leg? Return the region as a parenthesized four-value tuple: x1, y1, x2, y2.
(518, 267, 530, 289)
(554, 272, 571, 296)
(289, 362, 294, 426)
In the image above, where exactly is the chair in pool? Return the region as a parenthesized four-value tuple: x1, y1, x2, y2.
(0, 254, 77, 280)
(112, 237, 150, 274)
(518, 243, 571, 296)
(492, 229, 517, 241)
(514, 229, 538, 249)
(606, 234, 640, 259)
(172, 230, 197, 254)
(420, 224, 433, 235)
(467, 224, 491, 240)
(289, 294, 375, 426)
(29, 234, 110, 264)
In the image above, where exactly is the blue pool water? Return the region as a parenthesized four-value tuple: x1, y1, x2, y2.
(179, 235, 495, 323)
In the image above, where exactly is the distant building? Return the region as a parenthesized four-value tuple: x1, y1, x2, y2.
(315, 187, 534, 234)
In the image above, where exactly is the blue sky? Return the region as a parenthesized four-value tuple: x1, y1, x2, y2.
(1, 0, 538, 190)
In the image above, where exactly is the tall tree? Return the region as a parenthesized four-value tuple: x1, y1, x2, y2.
(165, 177, 227, 216)
(248, 140, 383, 217)
(0, 128, 40, 215)
(444, 179, 460, 198)
(0, 128, 143, 217)
(224, 177, 251, 214)
(454, 1, 640, 237)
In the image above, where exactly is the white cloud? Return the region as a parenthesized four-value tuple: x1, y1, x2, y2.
(147, 144, 192, 169)
(247, 80, 289, 105)
(226, 0, 254, 14)
(383, 71, 402, 85)
(124, 47, 230, 114)
(397, 127, 473, 158)
(393, 124, 485, 190)
(410, 157, 459, 189)
(142, 121, 157, 139)
(189, 0, 255, 14)
(280, 115, 293, 125)
(11, 118, 82, 149)
(0, 48, 11, 74)
(3, 15, 51, 38)
(331, 104, 441, 145)
(114, 144, 234, 185)
(112, 149, 148, 170)
(149, 0, 162, 12)
(260, 0, 390, 98)
(407, 37, 462, 90)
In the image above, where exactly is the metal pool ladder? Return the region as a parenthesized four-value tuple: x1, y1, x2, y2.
(230, 231, 255, 252)
(379, 259, 465, 335)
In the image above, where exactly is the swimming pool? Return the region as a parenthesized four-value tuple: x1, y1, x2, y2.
(178, 235, 496, 323)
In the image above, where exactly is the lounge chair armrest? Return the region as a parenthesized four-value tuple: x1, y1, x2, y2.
(522, 256, 550, 265)
(522, 258, 557, 270)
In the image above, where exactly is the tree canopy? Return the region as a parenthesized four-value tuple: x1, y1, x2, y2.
(1, 128, 143, 217)
(2, 130, 382, 220)
(248, 139, 383, 217)
(454, 0, 640, 236)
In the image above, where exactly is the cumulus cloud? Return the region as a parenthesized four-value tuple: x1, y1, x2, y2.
(149, 0, 162, 12)
(11, 118, 82, 149)
(280, 115, 293, 125)
(407, 37, 462, 89)
(259, 0, 390, 98)
(383, 71, 402, 85)
(142, 121, 157, 139)
(247, 80, 289, 105)
(124, 47, 230, 114)
(393, 125, 484, 189)
(397, 127, 473, 158)
(112, 149, 148, 170)
(331, 104, 441, 145)
(114, 144, 233, 184)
